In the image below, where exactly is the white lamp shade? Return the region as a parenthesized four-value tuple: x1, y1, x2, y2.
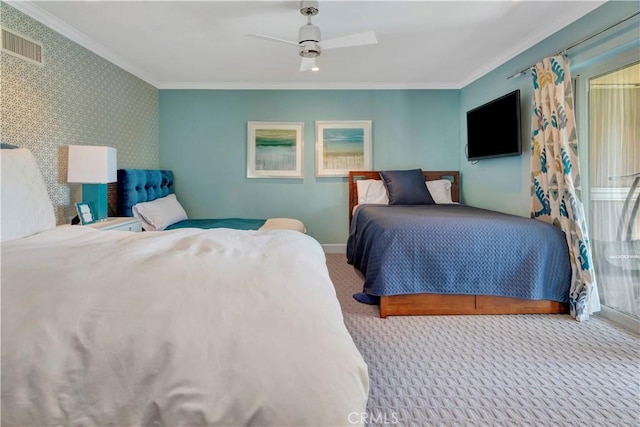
(67, 145, 117, 183)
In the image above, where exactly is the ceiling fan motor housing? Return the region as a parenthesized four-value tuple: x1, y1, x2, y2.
(299, 22, 320, 43)
(298, 22, 321, 57)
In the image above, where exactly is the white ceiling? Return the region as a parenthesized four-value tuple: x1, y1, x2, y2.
(11, 1, 606, 89)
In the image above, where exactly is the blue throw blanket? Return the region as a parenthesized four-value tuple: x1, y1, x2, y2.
(347, 205, 571, 303)
(166, 218, 266, 231)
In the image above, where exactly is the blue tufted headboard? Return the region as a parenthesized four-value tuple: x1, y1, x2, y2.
(117, 169, 174, 217)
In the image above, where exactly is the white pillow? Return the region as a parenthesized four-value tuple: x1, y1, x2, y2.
(132, 194, 188, 231)
(356, 179, 389, 205)
(356, 178, 453, 205)
(1, 148, 56, 241)
(426, 179, 453, 204)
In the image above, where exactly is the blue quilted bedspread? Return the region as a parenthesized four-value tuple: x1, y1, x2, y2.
(347, 205, 571, 302)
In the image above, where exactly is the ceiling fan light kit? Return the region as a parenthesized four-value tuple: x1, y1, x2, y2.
(248, 0, 377, 72)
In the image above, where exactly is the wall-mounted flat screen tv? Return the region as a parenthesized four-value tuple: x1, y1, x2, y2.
(466, 89, 521, 161)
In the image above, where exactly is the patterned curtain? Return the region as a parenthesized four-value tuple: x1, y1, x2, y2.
(530, 55, 600, 321)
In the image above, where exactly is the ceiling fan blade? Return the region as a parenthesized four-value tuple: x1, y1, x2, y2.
(247, 33, 300, 47)
(319, 30, 377, 50)
(300, 57, 316, 72)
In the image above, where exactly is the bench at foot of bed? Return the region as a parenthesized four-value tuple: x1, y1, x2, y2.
(379, 294, 569, 318)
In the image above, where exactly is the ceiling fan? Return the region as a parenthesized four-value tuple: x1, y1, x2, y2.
(247, 0, 377, 72)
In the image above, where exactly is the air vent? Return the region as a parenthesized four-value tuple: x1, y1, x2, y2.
(1, 27, 42, 65)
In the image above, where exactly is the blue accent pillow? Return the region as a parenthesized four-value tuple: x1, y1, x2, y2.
(1, 143, 18, 149)
(379, 169, 435, 205)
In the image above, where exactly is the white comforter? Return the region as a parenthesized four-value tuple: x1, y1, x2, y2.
(1, 226, 369, 426)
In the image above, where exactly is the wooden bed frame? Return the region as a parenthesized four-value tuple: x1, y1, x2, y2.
(348, 170, 569, 318)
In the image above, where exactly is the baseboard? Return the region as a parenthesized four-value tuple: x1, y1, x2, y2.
(322, 244, 346, 254)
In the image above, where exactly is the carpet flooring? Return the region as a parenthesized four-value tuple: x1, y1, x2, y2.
(325, 253, 640, 427)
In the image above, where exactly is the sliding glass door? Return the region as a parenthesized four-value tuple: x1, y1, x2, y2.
(586, 61, 639, 320)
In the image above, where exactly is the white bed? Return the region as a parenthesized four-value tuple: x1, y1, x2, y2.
(1, 148, 369, 426)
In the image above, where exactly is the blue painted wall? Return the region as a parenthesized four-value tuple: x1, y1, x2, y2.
(159, 90, 460, 243)
(459, 1, 639, 216)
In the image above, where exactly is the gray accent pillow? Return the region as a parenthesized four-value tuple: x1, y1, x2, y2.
(1, 143, 18, 149)
(379, 169, 435, 205)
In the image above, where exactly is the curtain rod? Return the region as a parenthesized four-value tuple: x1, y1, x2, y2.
(507, 10, 640, 80)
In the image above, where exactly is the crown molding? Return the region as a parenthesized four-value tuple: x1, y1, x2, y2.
(156, 81, 461, 90)
(6, 0, 160, 88)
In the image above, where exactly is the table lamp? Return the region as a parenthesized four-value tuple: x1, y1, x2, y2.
(67, 145, 117, 221)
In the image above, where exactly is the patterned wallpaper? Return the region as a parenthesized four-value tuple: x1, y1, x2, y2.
(0, 2, 159, 223)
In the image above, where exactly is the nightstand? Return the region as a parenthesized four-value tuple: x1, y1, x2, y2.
(86, 217, 142, 232)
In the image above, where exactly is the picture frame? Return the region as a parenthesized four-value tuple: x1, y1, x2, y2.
(75, 202, 96, 225)
(247, 121, 304, 178)
(315, 120, 372, 177)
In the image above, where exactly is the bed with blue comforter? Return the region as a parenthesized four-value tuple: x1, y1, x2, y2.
(116, 169, 305, 233)
(347, 170, 571, 317)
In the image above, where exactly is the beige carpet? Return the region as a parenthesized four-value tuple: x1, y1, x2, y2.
(325, 253, 640, 427)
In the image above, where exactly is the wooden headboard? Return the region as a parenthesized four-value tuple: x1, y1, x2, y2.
(348, 170, 460, 223)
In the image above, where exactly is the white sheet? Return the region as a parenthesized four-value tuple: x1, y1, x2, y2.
(1, 226, 369, 426)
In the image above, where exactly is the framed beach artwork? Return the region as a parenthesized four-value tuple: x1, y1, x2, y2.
(315, 121, 372, 177)
(247, 121, 304, 178)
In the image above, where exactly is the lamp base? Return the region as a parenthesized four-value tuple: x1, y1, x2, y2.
(82, 183, 108, 221)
